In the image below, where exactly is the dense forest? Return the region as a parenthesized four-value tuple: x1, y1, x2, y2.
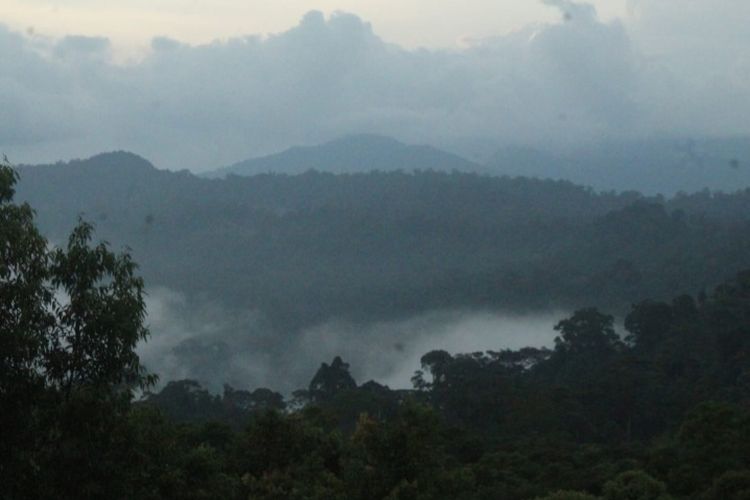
(137, 269, 750, 499)
(5, 155, 750, 499)
(14, 151, 750, 333)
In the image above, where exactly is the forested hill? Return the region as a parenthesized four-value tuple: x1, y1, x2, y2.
(205, 134, 485, 178)
(15, 151, 750, 330)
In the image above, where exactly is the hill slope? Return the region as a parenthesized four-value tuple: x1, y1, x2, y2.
(14, 151, 750, 332)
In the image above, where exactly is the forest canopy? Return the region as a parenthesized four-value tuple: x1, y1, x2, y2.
(5, 156, 750, 498)
(15, 152, 750, 333)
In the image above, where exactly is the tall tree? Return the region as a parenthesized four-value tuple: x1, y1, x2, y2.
(0, 157, 154, 498)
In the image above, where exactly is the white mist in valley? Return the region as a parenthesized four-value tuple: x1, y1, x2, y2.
(296, 311, 563, 389)
(138, 288, 276, 391)
(138, 287, 563, 394)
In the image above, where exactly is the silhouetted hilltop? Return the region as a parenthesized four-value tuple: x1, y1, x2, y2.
(21, 151, 157, 174)
(207, 134, 485, 178)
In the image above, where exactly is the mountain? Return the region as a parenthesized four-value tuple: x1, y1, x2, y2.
(14, 150, 750, 335)
(15, 150, 750, 392)
(206, 134, 485, 178)
(487, 137, 750, 195)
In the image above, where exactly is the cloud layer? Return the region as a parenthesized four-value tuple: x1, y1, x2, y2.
(2, 2, 749, 170)
(138, 287, 562, 393)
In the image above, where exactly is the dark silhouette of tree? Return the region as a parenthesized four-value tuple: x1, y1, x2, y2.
(554, 308, 623, 355)
(308, 356, 357, 402)
(0, 158, 154, 498)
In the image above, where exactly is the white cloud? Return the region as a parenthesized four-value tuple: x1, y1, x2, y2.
(139, 287, 562, 393)
(297, 310, 561, 390)
(1, 3, 749, 170)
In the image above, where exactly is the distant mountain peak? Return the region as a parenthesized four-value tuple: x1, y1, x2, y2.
(19, 151, 156, 173)
(205, 135, 483, 178)
(325, 133, 405, 148)
(81, 151, 156, 170)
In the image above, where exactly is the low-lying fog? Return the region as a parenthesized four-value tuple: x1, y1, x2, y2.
(138, 287, 563, 394)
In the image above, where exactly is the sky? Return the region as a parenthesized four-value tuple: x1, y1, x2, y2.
(2, 0, 628, 54)
(1, 0, 749, 171)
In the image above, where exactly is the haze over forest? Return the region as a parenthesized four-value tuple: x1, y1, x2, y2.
(13, 149, 750, 391)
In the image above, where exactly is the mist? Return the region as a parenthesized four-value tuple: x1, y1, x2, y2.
(2, 1, 749, 170)
(139, 287, 562, 394)
(297, 311, 562, 390)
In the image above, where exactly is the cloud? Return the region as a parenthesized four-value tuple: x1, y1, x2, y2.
(542, 0, 598, 21)
(138, 287, 277, 392)
(54, 35, 111, 58)
(138, 286, 563, 393)
(296, 310, 562, 390)
(1, 4, 749, 170)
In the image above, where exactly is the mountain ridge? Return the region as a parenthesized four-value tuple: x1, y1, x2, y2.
(206, 134, 486, 178)
(487, 136, 750, 195)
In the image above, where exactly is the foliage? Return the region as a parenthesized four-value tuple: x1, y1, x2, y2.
(17, 152, 750, 331)
(535, 492, 599, 500)
(602, 470, 670, 500)
(8, 155, 750, 498)
(0, 158, 154, 498)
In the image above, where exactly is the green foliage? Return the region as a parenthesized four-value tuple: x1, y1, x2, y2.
(130, 268, 750, 499)
(0, 158, 154, 498)
(10, 154, 750, 498)
(308, 356, 357, 402)
(234, 410, 346, 500)
(142, 380, 224, 422)
(554, 309, 622, 355)
(708, 470, 750, 500)
(660, 402, 750, 495)
(18, 153, 750, 332)
(602, 470, 670, 500)
(46, 218, 153, 393)
(535, 491, 599, 500)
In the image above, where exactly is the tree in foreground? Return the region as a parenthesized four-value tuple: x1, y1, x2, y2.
(0, 157, 154, 498)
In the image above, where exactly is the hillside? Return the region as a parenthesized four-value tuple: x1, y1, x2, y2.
(15, 151, 750, 333)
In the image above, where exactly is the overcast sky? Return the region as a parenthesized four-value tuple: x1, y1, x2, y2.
(2, 0, 628, 53)
(1, 0, 749, 170)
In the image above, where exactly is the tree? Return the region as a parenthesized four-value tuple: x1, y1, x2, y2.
(602, 470, 671, 500)
(624, 301, 674, 349)
(0, 158, 53, 497)
(308, 356, 357, 402)
(709, 470, 750, 500)
(412, 350, 453, 391)
(46, 219, 154, 395)
(535, 491, 598, 500)
(554, 308, 622, 355)
(0, 158, 154, 498)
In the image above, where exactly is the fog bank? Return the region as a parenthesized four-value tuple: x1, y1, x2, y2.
(138, 288, 562, 393)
